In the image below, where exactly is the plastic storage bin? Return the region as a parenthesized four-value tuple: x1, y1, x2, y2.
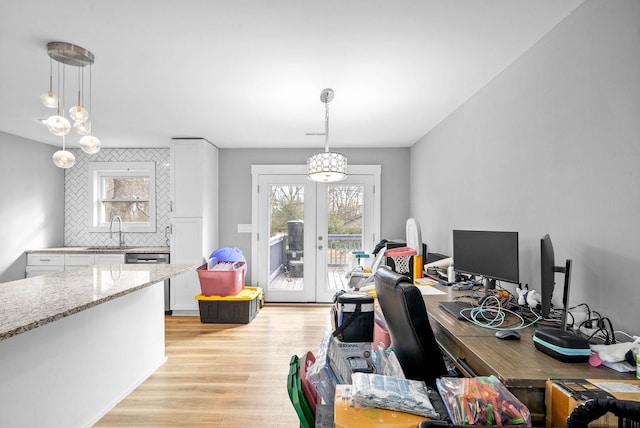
(196, 262, 245, 296)
(195, 287, 263, 324)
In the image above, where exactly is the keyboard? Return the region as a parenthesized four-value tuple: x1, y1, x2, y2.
(438, 301, 474, 321)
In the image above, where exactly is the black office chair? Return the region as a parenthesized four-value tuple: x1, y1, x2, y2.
(374, 267, 448, 388)
(566, 398, 640, 428)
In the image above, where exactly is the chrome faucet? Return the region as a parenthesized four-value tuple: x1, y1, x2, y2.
(110, 215, 125, 247)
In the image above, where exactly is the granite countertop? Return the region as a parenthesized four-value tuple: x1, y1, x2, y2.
(26, 246, 170, 254)
(0, 263, 195, 341)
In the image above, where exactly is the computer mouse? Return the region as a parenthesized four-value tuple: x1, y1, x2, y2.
(495, 330, 521, 340)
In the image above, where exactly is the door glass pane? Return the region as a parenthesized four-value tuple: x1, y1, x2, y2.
(326, 184, 365, 292)
(268, 184, 305, 292)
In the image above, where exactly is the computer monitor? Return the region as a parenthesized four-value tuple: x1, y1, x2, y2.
(452, 230, 519, 290)
(540, 234, 572, 327)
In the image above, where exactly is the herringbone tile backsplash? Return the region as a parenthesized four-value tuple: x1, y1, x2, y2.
(64, 148, 171, 247)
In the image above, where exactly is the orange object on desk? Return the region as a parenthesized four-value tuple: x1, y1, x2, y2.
(334, 384, 427, 427)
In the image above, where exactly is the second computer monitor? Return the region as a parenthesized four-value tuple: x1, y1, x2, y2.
(453, 230, 519, 290)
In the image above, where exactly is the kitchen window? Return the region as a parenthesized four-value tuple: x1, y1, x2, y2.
(88, 162, 156, 232)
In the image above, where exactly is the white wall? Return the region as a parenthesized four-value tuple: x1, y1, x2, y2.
(409, 0, 640, 334)
(0, 132, 64, 282)
(218, 147, 411, 284)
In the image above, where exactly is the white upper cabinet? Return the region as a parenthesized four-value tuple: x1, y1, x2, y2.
(170, 142, 201, 218)
(170, 139, 219, 223)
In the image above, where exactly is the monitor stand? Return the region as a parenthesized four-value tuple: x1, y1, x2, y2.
(478, 278, 497, 304)
(485, 278, 497, 291)
(558, 259, 573, 331)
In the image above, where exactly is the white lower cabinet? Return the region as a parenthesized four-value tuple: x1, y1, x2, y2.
(64, 254, 96, 271)
(95, 254, 125, 264)
(170, 219, 204, 314)
(25, 265, 65, 278)
(26, 253, 65, 277)
(26, 253, 65, 266)
(26, 252, 126, 277)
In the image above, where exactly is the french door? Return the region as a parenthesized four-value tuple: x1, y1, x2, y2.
(251, 165, 380, 303)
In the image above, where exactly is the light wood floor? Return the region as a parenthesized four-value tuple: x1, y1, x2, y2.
(95, 304, 332, 427)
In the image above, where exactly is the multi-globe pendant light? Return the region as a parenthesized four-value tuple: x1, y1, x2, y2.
(41, 42, 102, 168)
(307, 88, 347, 183)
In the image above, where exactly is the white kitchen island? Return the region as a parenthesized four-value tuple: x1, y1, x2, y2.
(0, 263, 195, 428)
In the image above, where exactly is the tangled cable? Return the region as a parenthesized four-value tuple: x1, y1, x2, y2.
(458, 294, 542, 331)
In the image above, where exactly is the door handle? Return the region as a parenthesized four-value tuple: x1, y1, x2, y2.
(318, 245, 323, 250)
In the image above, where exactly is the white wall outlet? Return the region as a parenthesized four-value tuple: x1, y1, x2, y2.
(237, 224, 252, 233)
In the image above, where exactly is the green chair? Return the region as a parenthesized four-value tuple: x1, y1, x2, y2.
(287, 355, 314, 428)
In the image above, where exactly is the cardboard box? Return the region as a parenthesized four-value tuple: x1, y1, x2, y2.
(545, 379, 640, 428)
(334, 340, 373, 360)
(328, 338, 374, 384)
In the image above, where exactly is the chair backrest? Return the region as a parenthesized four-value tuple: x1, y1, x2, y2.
(566, 398, 640, 428)
(374, 267, 447, 388)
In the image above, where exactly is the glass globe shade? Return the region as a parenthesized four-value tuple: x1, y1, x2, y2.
(79, 135, 101, 154)
(69, 105, 89, 122)
(52, 150, 76, 168)
(46, 115, 71, 136)
(40, 91, 59, 109)
(74, 120, 91, 136)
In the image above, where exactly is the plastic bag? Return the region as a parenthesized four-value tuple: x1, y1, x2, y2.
(436, 375, 531, 426)
(306, 335, 340, 404)
(350, 373, 439, 418)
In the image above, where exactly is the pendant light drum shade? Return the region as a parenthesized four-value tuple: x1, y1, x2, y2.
(307, 151, 347, 182)
(307, 88, 347, 182)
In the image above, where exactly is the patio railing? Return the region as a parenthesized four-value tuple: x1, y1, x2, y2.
(268, 234, 363, 274)
(326, 234, 362, 267)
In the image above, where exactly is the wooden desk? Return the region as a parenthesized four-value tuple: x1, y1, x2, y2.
(423, 287, 633, 425)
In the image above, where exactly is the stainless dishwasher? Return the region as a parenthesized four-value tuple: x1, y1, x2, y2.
(125, 253, 171, 313)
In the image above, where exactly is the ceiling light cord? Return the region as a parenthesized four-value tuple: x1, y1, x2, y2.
(56, 61, 61, 116)
(48, 58, 53, 95)
(324, 97, 330, 153)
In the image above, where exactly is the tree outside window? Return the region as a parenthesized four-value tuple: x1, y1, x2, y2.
(88, 162, 156, 233)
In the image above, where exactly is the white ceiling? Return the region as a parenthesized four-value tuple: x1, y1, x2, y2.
(0, 0, 583, 149)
